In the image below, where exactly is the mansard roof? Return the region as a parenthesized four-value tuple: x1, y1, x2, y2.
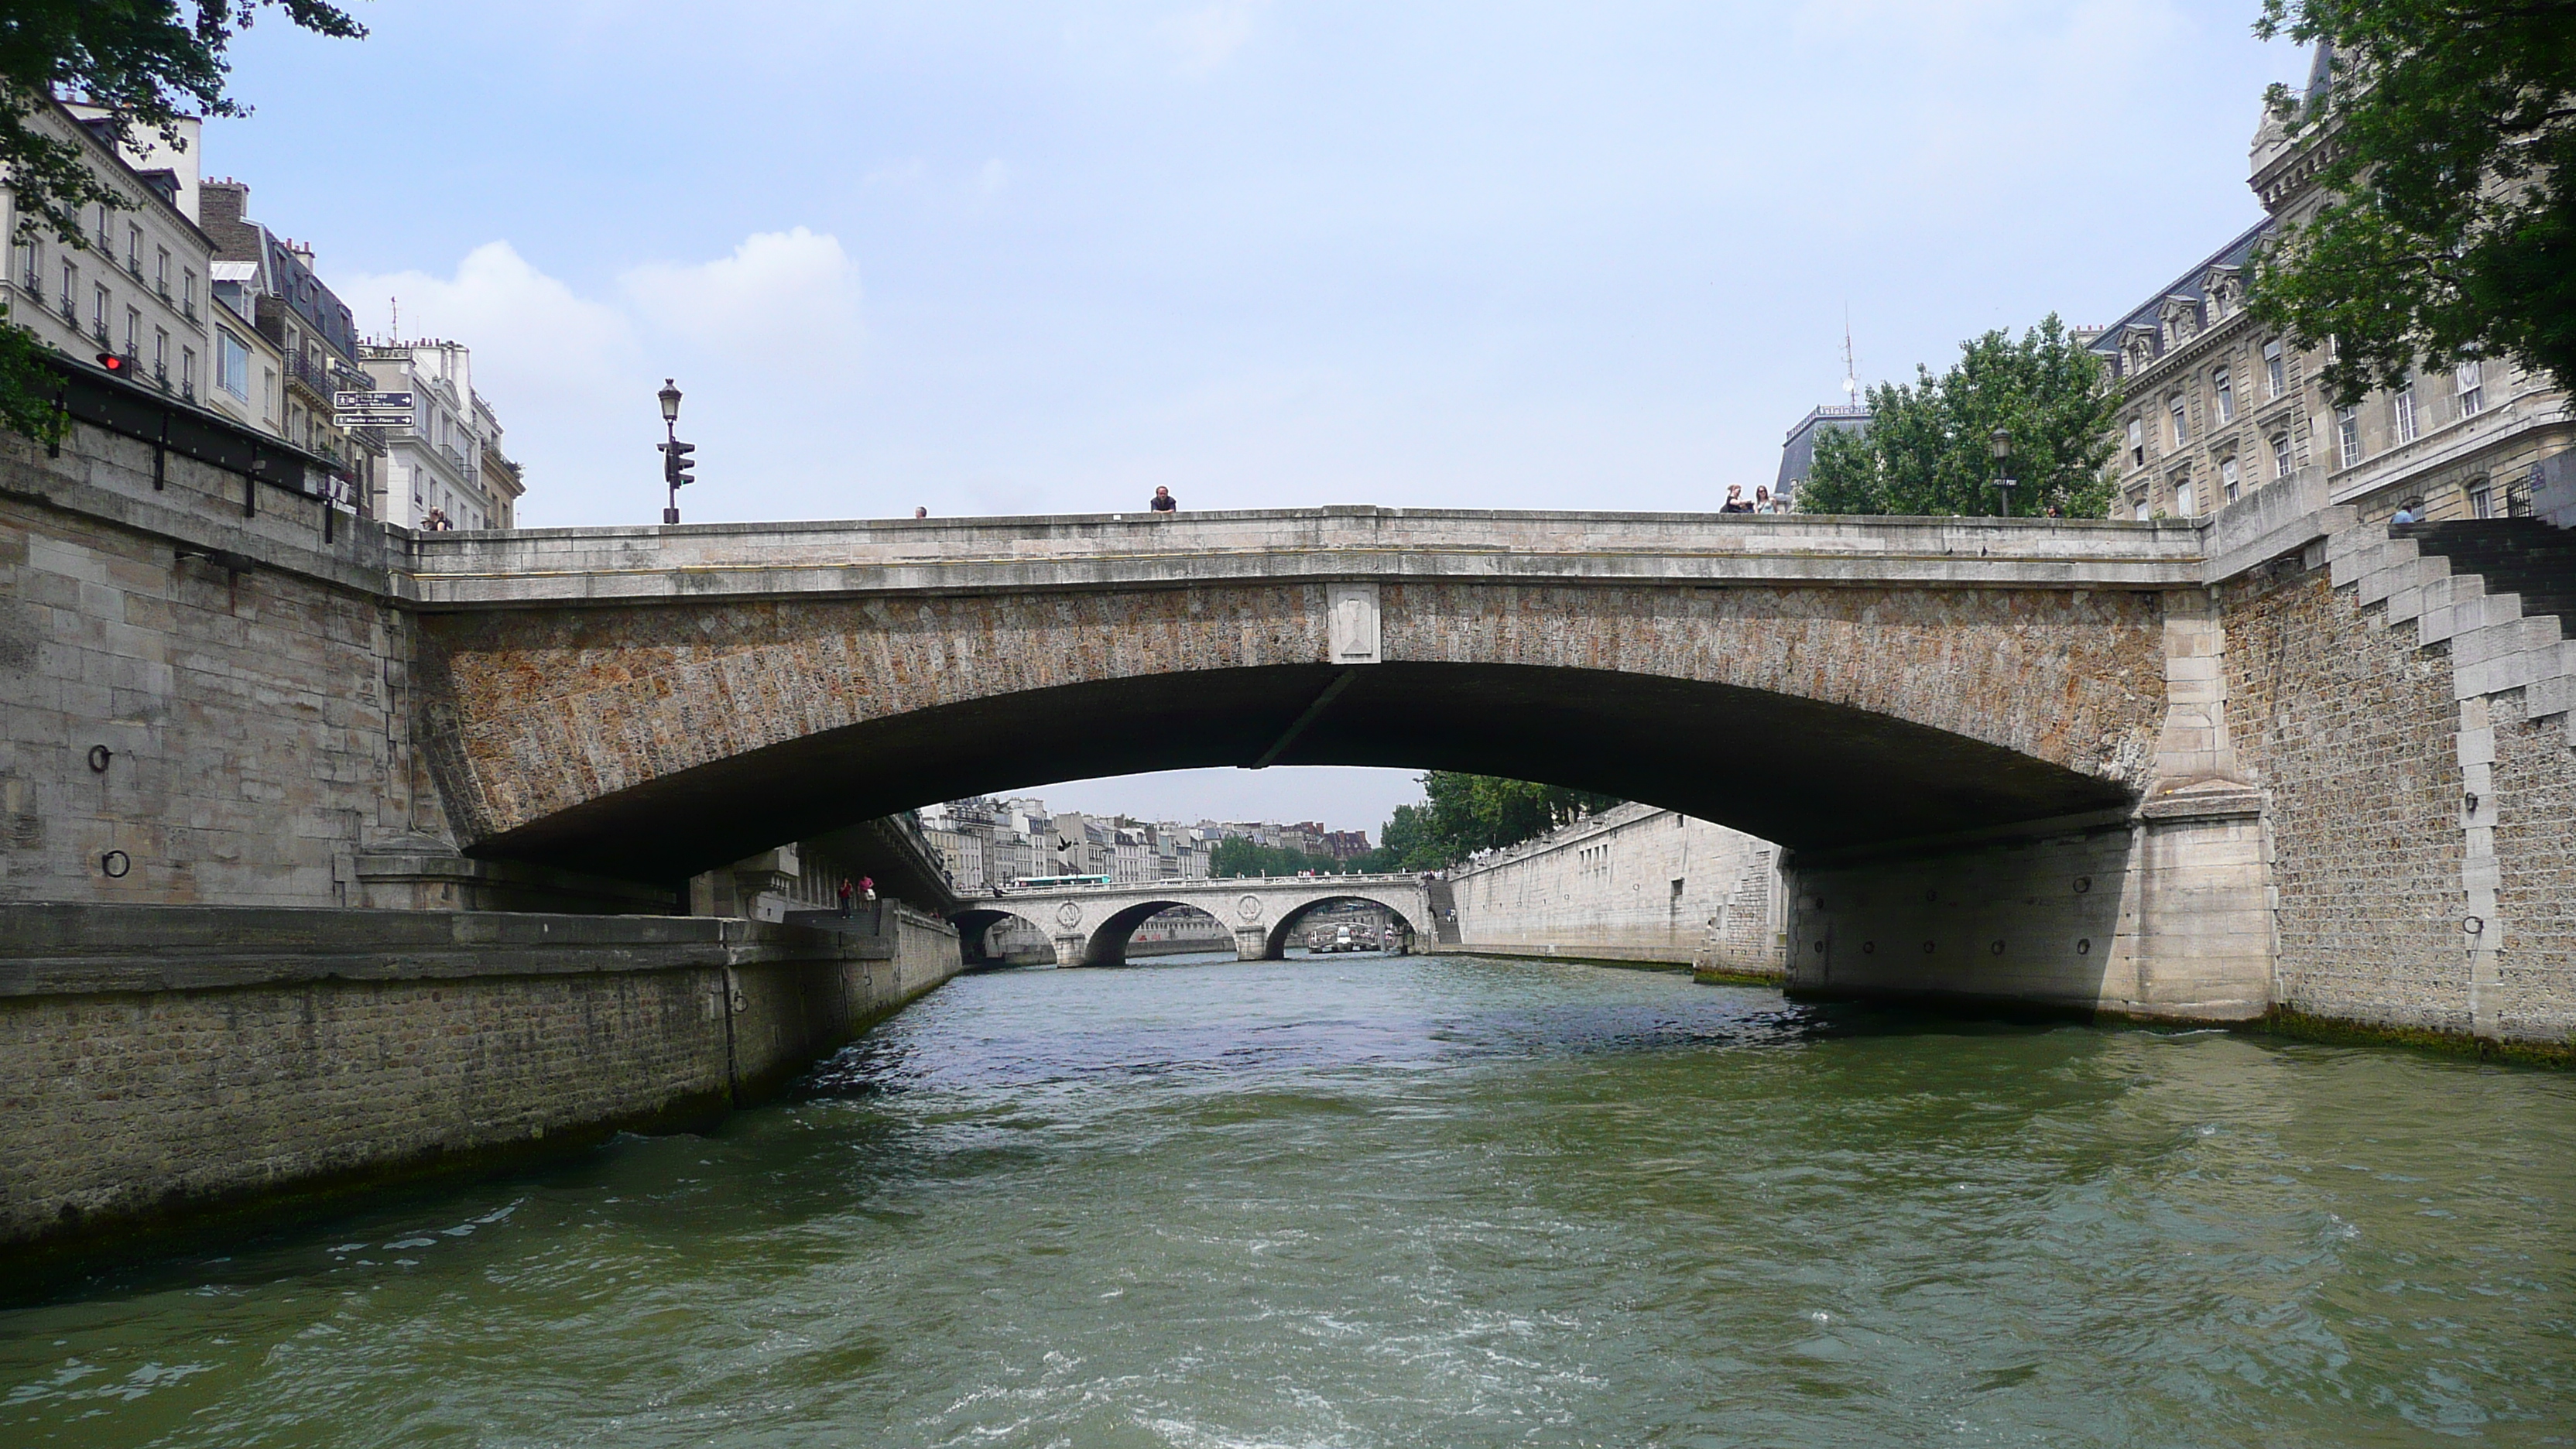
(2087, 218, 2273, 378)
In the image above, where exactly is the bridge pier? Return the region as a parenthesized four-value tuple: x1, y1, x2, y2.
(1233, 926, 1272, 961)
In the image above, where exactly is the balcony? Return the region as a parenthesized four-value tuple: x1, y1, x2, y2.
(284, 351, 335, 403)
(125, 256, 142, 280)
(58, 294, 77, 324)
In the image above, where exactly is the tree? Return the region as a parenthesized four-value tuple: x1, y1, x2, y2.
(2246, 2, 2576, 406)
(0, 2, 365, 435)
(1210, 837, 1347, 878)
(1799, 316, 2122, 518)
(1368, 772, 1624, 872)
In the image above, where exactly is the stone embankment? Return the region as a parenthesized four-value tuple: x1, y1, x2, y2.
(0, 903, 962, 1278)
(1445, 803, 1784, 976)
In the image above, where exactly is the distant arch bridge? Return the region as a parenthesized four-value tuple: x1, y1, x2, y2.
(955, 875, 1435, 967)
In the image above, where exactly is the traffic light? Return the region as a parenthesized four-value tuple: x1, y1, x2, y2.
(662, 439, 697, 488)
(95, 351, 126, 375)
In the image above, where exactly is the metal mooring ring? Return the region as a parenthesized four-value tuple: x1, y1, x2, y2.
(2464, 916, 2485, 935)
(87, 745, 114, 772)
(2077, 938, 2093, 955)
(100, 850, 131, 878)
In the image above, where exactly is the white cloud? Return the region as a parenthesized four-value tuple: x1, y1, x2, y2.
(342, 241, 633, 399)
(618, 227, 862, 353)
(1160, 0, 1266, 78)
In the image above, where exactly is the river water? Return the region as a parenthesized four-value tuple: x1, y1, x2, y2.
(5, 953, 2571, 1447)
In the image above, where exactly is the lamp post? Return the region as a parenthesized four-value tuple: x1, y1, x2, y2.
(656, 379, 693, 525)
(1989, 426, 2017, 518)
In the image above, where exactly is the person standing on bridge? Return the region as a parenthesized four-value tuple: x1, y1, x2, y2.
(1719, 486, 1750, 514)
(838, 877, 855, 918)
(861, 875, 880, 929)
(1149, 486, 1177, 514)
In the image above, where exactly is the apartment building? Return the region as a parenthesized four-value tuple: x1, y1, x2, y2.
(2, 99, 213, 402)
(200, 181, 381, 511)
(359, 339, 526, 530)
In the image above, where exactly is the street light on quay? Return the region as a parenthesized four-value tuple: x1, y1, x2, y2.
(657, 378, 695, 525)
(1989, 426, 2017, 518)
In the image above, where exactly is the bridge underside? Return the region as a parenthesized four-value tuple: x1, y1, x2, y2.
(467, 661, 2131, 886)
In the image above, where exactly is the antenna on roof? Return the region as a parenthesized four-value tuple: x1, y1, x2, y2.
(1841, 307, 1860, 406)
(389, 296, 399, 344)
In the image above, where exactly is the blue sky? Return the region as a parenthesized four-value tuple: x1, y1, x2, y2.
(211, 0, 2307, 834)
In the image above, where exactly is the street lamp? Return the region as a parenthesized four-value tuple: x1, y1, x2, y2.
(656, 378, 694, 525)
(1989, 426, 2017, 518)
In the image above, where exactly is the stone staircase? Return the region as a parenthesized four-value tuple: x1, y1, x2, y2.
(2331, 516, 2576, 740)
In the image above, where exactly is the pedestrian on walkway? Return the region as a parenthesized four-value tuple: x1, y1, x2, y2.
(838, 876, 855, 917)
(1149, 486, 1177, 513)
(1753, 485, 1776, 513)
(914, 506, 929, 519)
(1719, 486, 1749, 513)
(862, 875, 880, 928)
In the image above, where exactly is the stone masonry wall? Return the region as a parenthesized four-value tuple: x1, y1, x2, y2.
(1, 434, 447, 907)
(0, 904, 964, 1260)
(2488, 690, 2576, 1043)
(2221, 563, 2472, 1030)
(1448, 803, 1780, 968)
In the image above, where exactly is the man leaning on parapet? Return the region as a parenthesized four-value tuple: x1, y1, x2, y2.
(1149, 486, 1178, 513)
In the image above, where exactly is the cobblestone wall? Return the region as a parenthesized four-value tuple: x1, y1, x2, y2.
(2489, 690, 2576, 1043)
(2222, 563, 2475, 1032)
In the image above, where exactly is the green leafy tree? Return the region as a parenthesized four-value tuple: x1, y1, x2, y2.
(1800, 316, 2121, 519)
(1209, 837, 1347, 878)
(1370, 772, 1624, 871)
(0, 2, 366, 436)
(2246, 1, 2576, 405)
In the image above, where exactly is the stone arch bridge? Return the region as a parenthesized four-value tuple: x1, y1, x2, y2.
(400, 505, 2272, 1021)
(956, 874, 1434, 967)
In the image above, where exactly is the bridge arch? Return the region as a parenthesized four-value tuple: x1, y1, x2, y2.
(1261, 892, 1422, 959)
(412, 564, 2174, 885)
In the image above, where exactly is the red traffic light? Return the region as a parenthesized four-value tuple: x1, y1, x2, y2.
(95, 351, 126, 374)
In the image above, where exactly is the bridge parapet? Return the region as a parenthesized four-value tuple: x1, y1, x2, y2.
(400, 506, 2208, 608)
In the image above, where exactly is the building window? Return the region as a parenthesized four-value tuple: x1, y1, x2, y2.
(2393, 385, 2417, 444)
(2127, 419, 2144, 468)
(90, 283, 108, 341)
(2174, 477, 2195, 517)
(2214, 368, 2234, 423)
(94, 203, 111, 250)
(153, 327, 168, 383)
(58, 259, 75, 318)
(2468, 477, 2495, 519)
(2221, 456, 2241, 502)
(2131, 493, 2150, 522)
(217, 328, 250, 399)
(2272, 433, 2293, 479)
(2456, 359, 2485, 416)
(124, 307, 139, 357)
(155, 248, 170, 297)
(2263, 338, 2284, 397)
(2336, 405, 2361, 468)
(182, 269, 197, 319)
(2170, 396, 2189, 449)
(180, 347, 195, 399)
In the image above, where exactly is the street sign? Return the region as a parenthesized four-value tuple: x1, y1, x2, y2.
(334, 390, 414, 428)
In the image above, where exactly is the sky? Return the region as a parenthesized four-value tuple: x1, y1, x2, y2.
(204, 0, 2307, 838)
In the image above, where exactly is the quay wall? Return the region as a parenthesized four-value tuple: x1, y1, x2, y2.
(1447, 803, 1783, 973)
(1, 430, 450, 908)
(0, 903, 964, 1273)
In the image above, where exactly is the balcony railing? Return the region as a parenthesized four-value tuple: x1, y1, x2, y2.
(125, 256, 142, 279)
(58, 294, 76, 324)
(285, 351, 334, 400)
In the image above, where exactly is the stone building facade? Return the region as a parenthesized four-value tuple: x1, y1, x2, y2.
(2095, 50, 2570, 527)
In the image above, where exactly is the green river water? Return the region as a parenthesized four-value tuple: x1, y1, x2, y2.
(4, 952, 2571, 1447)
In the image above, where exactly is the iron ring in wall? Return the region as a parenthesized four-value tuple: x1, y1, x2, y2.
(1922, 940, 1936, 954)
(100, 850, 131, 879)
(2464, 916, 2485, 935)
(2077, 938, 2092, 955)
(87, 745, 114, 772)
(1991, 940, 2006, 955)
(2073, 875, 2091, 894)
(1861, 940, 1875, 954)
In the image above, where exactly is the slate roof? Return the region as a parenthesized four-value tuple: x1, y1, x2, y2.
(2086, 218, 2272, 381)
